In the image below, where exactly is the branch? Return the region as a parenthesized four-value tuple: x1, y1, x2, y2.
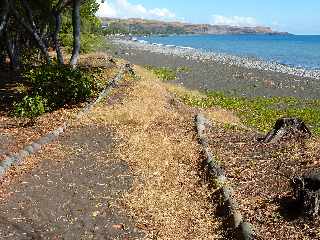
(21, 0, 37, 31)
(54, 0, 66, 13)
(10, 4, 51, 63)
(0, 0, 9, 36)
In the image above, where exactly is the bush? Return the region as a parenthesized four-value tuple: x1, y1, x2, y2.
(24, 64, 94, 109)
(13, 95, 47, 118)
(60, 33, 110, 53)
(144, 65, 177, 81)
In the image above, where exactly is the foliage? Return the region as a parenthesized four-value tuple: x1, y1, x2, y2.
(13, 95, 47, 118)
(145, 65, 191, 81)
(22, 64, 94, 110)
(1, 0, 104, 67)
(176, 66, 191, 73)
(145, 65, 178, 81)
(179, 90, 320, 134)
(61, 0, 102, 34)
(80, 0, 102, 33)
(60, 33, 109, 53)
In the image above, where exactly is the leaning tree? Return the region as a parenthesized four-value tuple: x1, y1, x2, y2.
(0, 0, 102, 68)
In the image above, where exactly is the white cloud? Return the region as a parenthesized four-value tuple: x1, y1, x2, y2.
(96, 0, 177, 21)
(211, 15, 259, 27)
(96, 1, 117, 18)
(149, 8, 176, 18)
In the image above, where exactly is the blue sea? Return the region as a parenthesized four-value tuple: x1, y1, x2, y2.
(138, 35, 320, 70)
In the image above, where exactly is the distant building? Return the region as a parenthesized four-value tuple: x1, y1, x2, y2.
(101, 23, 109, 29)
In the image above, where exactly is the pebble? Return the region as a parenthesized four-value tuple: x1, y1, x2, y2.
(113, 39, 320, 80)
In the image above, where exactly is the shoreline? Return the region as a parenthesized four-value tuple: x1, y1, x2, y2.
(113, 38, 320, 80)
(110, 38, 320, 99)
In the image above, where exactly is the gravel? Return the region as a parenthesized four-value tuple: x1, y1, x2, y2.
(115, 39, 320, 80)
(111, 38, 320, 99)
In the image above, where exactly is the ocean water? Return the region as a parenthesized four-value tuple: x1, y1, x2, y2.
(138, 35, 320, 70)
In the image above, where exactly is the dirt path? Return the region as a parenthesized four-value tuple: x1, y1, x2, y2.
(0, 124, 144, 239)
(0, 64, 228, 240)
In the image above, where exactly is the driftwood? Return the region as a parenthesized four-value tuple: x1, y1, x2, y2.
(259, 117, 311, 143)
(195, 114, 254, 240)
(291, 174, 320, 218)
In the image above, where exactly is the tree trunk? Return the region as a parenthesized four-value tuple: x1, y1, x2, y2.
(69, 0, 81, 67)
(0, 0, 9, 36)
(53, 11, 64, 64)
(10, 5, 51, 63)
(5, 31, 19, 69)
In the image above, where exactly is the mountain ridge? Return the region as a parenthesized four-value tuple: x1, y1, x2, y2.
(100, 17, 290, 35)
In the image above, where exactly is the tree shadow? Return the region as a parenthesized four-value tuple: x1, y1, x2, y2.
(0, 64, 25, 113)
(0, 216, 43, 240)
(276, 195, 304, 221)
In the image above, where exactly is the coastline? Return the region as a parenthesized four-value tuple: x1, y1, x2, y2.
(110, 38, 320, 99)
(115, 39, 320, 79)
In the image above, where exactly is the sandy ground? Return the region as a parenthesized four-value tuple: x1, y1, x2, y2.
(0, 124, 144, 239)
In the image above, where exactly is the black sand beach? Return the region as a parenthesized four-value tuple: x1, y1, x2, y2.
(111, 40, 320, 99)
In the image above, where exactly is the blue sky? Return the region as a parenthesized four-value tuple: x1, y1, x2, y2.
(97, 0, 320, 34)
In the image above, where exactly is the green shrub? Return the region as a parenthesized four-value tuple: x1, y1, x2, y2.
(24, 64, 94, 109)
(179, 90, 320, 135)
(144, 65, 177, 81)
(13, 95, 47, 118)
(60, 33, 110, 53)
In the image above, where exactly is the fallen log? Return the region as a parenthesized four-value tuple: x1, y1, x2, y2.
(195, 113, 255, 240)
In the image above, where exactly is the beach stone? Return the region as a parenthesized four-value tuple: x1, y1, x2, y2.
(56, 126, 65, 133)
(31, 142, 41, 152)
(0, 166, 5, 176)
(238, 222, 254, 240)
(17, 150, 29, 160)
(24, 145, 34, 154)
(36, 136, 50, 145)
(114, 39, 320, 99)
(46, 133, 57, 141)
(0, 158, 14, 168)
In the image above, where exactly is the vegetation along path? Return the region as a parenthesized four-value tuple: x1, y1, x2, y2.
(0, 65, 224, 239)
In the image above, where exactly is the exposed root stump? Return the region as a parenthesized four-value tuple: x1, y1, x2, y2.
(292, 174, 320, 218)
(259, 117, 311, 143)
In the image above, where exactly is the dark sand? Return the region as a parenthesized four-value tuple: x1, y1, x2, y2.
(0, 125, 144, 239)
(112, 44, 320, 99)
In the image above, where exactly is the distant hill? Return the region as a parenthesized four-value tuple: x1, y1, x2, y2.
(100, 18, 289, 35)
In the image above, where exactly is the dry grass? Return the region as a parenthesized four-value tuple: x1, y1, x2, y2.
(82, 66, 223, 239)
(205, 120, 320, 240)
(78, 52, 116, 67)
